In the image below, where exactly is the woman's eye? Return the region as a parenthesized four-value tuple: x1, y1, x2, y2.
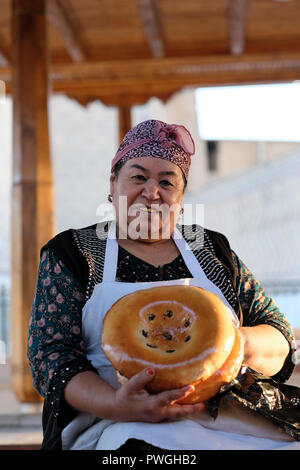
(132, 174, 146, 181)
(131, 175, 172, 186)
(160, 180, 172, 186)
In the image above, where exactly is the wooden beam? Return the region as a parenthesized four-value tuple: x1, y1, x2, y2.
(118, 105, 132, 142)
(135, 0, 165, 58)
(50, 52, 300, 82)
(11, 0, 54, 402)
(51, 52, 300, 105)
(228, 0, 250, 56)
(46, 0, 85, 62)
(2, 52, 300, 105)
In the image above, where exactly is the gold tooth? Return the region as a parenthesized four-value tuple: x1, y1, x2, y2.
(139, 207, 157, 213)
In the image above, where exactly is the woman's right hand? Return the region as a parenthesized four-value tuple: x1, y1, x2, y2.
(113, 368, 205, 423)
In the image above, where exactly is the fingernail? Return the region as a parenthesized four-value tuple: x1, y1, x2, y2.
(146, 368, 154, 376)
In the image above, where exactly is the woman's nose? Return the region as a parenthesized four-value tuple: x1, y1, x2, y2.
(141, 179, 160, 200)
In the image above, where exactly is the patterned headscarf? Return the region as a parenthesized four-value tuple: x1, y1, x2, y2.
(111, 119, 195, 180)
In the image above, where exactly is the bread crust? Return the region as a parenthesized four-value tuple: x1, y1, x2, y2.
(102, 286, 240, 394)
(175, 327, 244, 403)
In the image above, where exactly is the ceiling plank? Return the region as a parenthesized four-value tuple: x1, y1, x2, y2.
(228, 0, 250, 56)
(135, 0, 165, 58)
(46, 0, 85, 62)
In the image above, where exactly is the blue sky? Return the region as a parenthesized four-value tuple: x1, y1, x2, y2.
(196, 82, 300, 142)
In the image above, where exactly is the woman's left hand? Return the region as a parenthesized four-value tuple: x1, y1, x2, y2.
(113, 368, 205, 423)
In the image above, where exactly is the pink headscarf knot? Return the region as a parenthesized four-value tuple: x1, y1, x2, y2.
(153, 121, 195, 155)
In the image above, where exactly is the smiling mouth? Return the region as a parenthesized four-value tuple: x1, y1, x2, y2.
(139, 207, 160, 213)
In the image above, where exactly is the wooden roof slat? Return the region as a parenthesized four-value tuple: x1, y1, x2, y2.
(228, 0, 250, 56)
(135, 0, 165, 58)
(46, 0, 85, 62)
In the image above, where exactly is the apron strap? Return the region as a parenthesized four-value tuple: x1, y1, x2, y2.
(102, 220, 119, 283)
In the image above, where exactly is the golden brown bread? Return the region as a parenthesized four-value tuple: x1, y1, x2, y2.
(175, 327, 244, 404)
(102, 285, 244, 401)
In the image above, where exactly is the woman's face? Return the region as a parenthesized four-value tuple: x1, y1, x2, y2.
(110, 156, 185, 242)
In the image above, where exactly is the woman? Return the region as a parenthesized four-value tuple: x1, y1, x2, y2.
(28, 119, 298, 450)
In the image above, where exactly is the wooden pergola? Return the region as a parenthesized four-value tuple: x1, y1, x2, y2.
(1, 0, 300, 403)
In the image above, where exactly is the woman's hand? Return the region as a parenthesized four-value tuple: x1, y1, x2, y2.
(113, 368, 205, 423)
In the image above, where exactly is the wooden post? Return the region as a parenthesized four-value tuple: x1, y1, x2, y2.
(118, 105, 132, 143)
(10, 0, 54, 402)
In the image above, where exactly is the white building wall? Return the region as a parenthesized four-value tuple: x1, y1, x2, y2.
(184, 148, 300, 285)
(216, 140, 300, 178)
(49, 95, 118, 234)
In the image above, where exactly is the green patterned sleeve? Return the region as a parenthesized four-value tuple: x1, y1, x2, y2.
(27, 246, 97, 399)
(231, 250, 296, 382)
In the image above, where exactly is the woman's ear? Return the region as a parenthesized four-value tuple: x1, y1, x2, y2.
(109, 173, 116, 196)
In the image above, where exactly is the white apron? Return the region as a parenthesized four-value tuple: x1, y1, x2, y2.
(62, 221, 299, 450)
